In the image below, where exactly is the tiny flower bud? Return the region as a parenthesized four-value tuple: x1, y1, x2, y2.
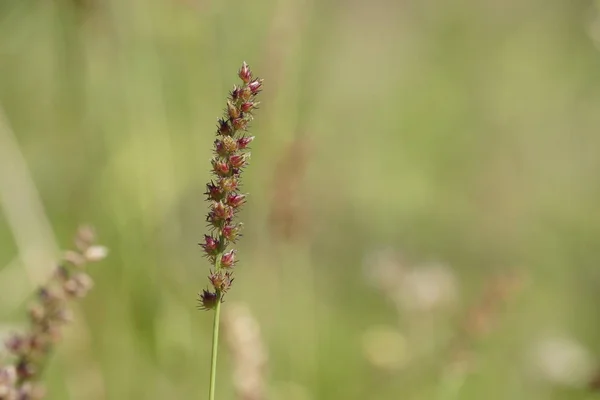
(241, 101, 259, 113)
(230, 85, 242, 101)
(215, 136, 238, 156)
(215, 139, 225, 155)
(231, 118, 248, 131)
(198, 289, 219, 310)
(201, 235, 220, 256)
(211, 201, 233, 221)
(240, 86, 252, 101)
(219, 177, 239, 193)
(217, 119, 232, 136)
(227, 101, 241, 120)
(221, 249, 237, 268)
(209, 271, 234, 292)
(238, 62, 252, 83)
(229, 154, 247, 169)
(222, 223, 242, 242)
(212, 159, 230, 176)
(206, 213, 219, 228)
(226, 193, 246, 208)
(205, 182, 224, 201)
(237, 136, 254, 149)
(248, 78, 263, 94)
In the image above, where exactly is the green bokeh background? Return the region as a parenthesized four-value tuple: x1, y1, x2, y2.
(1, 0, 600, 399)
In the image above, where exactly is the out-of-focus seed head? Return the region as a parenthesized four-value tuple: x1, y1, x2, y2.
(53, 308, 74, 325)
(63, 272, 93, 298)
(84, 245, 108, 262)
(3, 226, 107, 392)
(0, 385, 17, 399)
(28, 305, 45, 324)
(0, 365, 17, 385)
(5, 334, 29, 356)
(223, 303, 268, 400)
(18, 382, 46, 400)
(54, 265, 70, 282)
(38, 287, 64, 305)
(198, 290, 219, 311)
(29, 334, 50, 353)
(63, 250, 86, 267)
(238, 62, 252, 83)
(16, 360, 36, 381)
(74, 226, 96, 252)
(45, 325, 62, 345)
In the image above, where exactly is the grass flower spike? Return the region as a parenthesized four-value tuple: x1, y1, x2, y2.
(199, 62, 262, 400)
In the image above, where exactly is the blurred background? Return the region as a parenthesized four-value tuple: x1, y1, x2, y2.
(1, 0, 600, 399)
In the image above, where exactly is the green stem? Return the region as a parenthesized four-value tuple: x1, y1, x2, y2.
(208, 245, 224, 400)
(208, 292, 222, 400)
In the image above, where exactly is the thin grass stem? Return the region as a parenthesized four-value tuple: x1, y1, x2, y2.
(208, 293, 222, 400)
